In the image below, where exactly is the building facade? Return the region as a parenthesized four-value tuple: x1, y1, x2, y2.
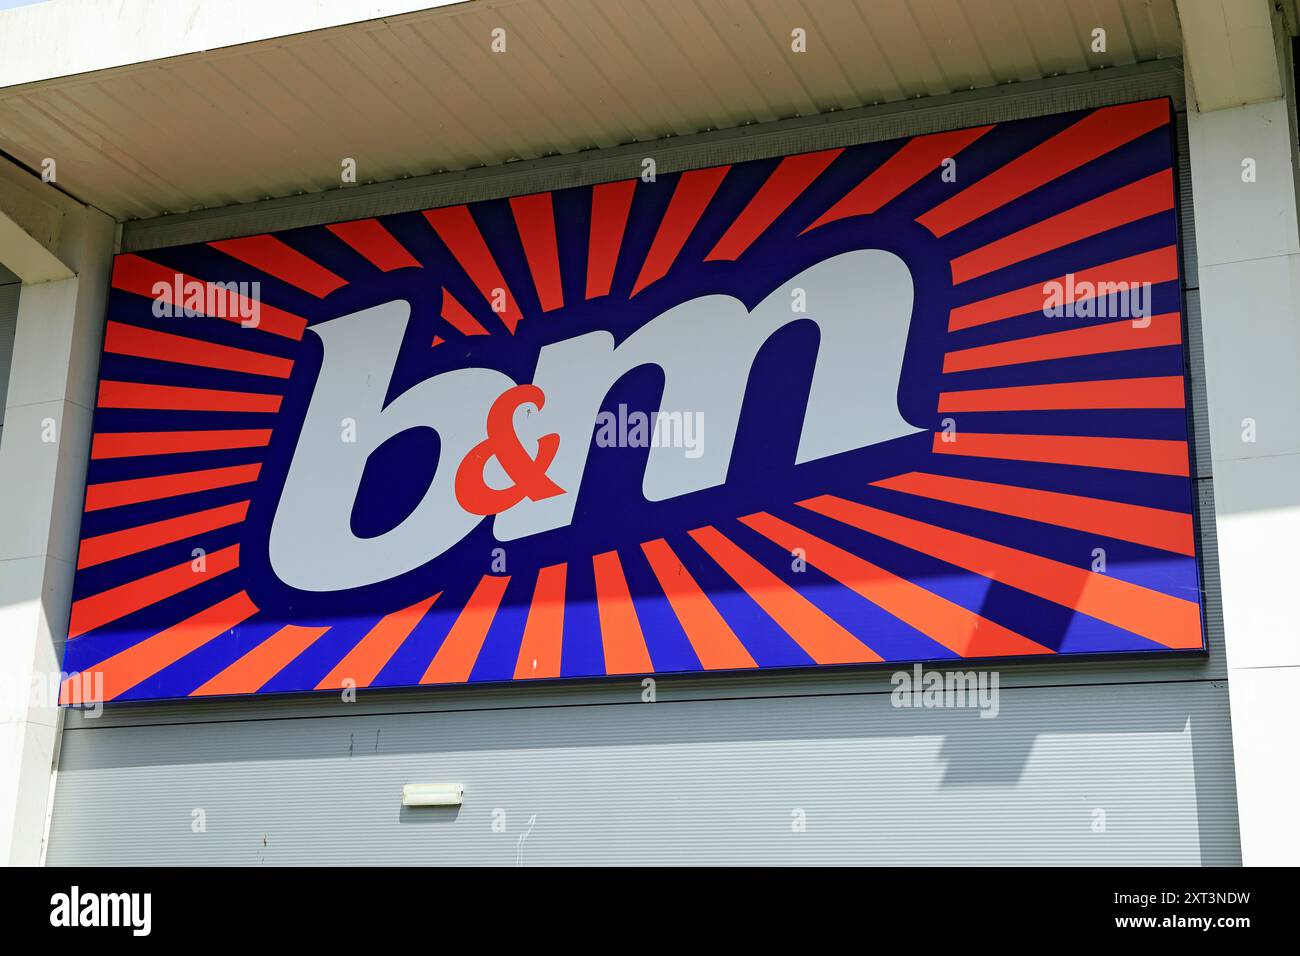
(0, 0, 1296, 866)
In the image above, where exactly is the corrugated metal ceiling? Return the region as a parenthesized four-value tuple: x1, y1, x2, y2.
(0, 0, 1183, 220)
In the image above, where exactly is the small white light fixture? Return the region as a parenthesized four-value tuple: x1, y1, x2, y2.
(401, 783, 463, 807)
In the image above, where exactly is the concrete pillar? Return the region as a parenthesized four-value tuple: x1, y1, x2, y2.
(1181, 1, 1300, 865)
(0, 186, 114, 865)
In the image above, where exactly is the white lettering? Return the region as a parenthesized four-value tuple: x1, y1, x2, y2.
(268, 250, 917, 591)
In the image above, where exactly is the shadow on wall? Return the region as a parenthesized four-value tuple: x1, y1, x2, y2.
(49, 675, 1240, 865)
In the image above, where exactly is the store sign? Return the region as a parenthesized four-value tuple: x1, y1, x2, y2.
(62, 97, 1205, 704)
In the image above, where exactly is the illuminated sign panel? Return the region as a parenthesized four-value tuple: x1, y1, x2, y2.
(62, 97, 1204, 704)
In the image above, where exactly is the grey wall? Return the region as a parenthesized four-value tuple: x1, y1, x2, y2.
(0, 275, 20, 444)
(49, 672, 1237, 865)
(44, 62, 1242, 866)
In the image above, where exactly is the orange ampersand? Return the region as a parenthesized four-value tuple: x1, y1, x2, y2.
(454, 384, 565, 516)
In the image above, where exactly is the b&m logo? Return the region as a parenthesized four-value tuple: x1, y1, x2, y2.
(269, 249, 915, 592)
(63, 99, 1206, 705)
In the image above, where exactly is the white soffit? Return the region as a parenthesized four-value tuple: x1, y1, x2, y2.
(0, 0, 1182, 221)
(0, 0, 463, 87)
